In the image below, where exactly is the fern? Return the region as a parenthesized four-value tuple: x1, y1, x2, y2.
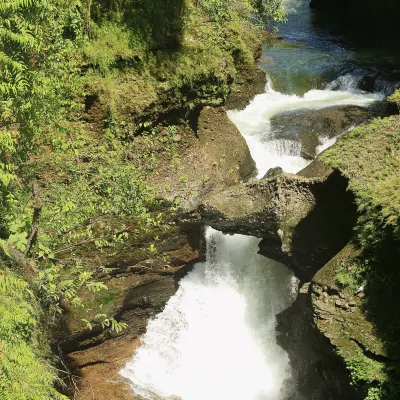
(0, 270, 67, 399)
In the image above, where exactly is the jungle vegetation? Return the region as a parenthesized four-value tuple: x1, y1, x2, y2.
(0, 0, 285, 397)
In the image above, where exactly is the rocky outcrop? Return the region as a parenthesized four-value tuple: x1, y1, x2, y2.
(197, 165, 356, 280)
(277, 283, 360, 400)
(148, 106, 257, 210)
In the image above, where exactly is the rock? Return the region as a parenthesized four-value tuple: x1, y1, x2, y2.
(270, 106, 374, 159)
(299, 282, 311, 294)
(225, 65, 267, 110)
(148, 106, 257, 210)
(173, 134, 182, 142)
(312, 241, 400, 399)
(262, 166, 283, 179)
(277, 283, 360, 400)
(197, 166, 357, 280)
(197, 173, 320, 267)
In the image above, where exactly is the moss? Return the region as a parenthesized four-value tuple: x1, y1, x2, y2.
(321, 116, 400, 248)
(318, 116, 400, 399)
(83, 1, 263, 133)
(388, 89, 400, 111)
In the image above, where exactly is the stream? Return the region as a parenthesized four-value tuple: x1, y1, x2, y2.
(120, 1, 395, 399)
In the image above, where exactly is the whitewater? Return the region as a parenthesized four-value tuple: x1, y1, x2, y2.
(119, 75, 381, 400)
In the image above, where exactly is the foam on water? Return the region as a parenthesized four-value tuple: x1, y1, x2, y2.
(121, 231, 297, 400)
(121, 39, 385, 399)
(228, 79, 383, 178)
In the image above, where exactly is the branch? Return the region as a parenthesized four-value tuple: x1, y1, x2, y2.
(24, 182, 42, 256)
(8, 245, 37, 280)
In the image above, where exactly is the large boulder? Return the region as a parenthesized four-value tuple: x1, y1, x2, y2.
(196, 162, 356, 280)
(148, 106, 257, 210)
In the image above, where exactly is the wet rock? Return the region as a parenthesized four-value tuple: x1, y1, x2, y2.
(270, 105, 373, 159)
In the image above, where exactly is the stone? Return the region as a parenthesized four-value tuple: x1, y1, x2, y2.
(173, 134, 182, 142)
(270, 105, 374, 160)
(262, 166, 283, 179)
(196, 164, 357, 280)
(335, 300, 342, 307)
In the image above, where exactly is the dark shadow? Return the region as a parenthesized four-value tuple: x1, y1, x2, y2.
(259, 170, 357, 281)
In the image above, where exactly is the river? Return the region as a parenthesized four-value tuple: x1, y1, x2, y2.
(120, 1, 392, 399)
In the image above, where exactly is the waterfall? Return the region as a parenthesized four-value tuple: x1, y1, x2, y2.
(227, 78, 382, 178)
(121, 52, 384, 400)
(120, 76, 382, 399)
(121, 231, 297, 400)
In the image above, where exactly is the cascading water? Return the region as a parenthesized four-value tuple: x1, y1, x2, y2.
(120, 79, 381, 399)
(121, 231, 297, 400)
(227, 78, 382, 178)
(121, 1, 386, 398)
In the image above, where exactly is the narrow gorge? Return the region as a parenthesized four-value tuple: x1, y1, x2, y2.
(0, 1, 399, 400)
(117, 1, 400, 399)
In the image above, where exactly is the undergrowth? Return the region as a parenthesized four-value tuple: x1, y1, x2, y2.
(0, 271, 66, 400)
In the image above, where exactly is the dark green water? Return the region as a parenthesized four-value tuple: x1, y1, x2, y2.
(261, 0, 400, 96)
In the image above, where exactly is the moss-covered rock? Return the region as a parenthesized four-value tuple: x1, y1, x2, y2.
(299, 114, 400, 399)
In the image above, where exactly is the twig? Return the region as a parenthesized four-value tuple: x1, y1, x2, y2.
(24, 182, 42, 256)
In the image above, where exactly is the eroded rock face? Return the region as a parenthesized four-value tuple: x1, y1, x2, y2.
(277, 283, 360, 400)
(270, 106, 373, 160)
(196, 166, 356, 280)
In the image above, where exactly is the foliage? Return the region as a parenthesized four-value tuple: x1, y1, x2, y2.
(251, 0, 287, 29)
(0, 0, 278, 396)
(0, 270, 67, 400)
(323, 116, 400, 399)
(0, 0, 84, 233)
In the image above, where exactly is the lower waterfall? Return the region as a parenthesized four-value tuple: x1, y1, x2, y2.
(121, 231, 297, 400)
(120, 77, 381, 399)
